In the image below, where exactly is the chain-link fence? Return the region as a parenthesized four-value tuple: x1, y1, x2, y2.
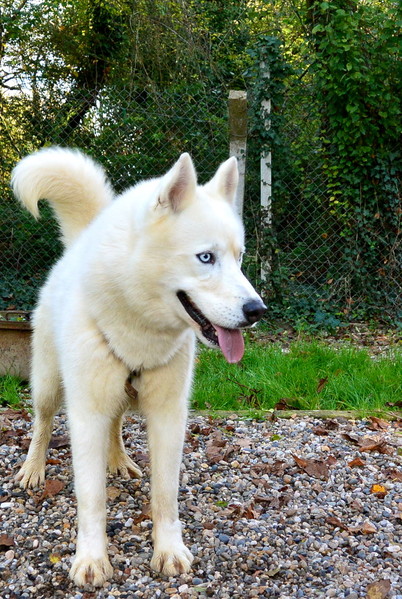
(244, 76, 401, 325)
(0, 87, 229, 309)
(1, 81, 401, 322)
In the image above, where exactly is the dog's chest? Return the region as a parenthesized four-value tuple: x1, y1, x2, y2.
(104, 322, 190, 371)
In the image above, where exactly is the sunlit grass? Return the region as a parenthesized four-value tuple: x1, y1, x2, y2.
(192, 340, 402, 413)
(0, 375, 26, 408)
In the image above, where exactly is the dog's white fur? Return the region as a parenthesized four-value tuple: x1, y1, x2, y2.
(12, 148, 264, 586)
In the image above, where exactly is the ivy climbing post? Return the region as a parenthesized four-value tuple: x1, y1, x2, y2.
(228, 90, 248, 218)
(259, 62, 272, 280)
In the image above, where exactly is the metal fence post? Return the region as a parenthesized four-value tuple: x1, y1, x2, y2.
(228, 90, 247, 218)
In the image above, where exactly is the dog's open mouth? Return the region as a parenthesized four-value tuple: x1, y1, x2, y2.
(177, 291, 244, 363)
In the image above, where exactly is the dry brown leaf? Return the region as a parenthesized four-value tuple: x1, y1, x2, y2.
(342, 433, 360, 445)
(226, 502, 260, 520)
(312, 426, 329, 436)
(358, 438, 393, 455)
(361, 520, 377, 534)
(274, 398, 299, 410)
(292, 454, 329, 480)
(316, 377, 328, 393)
(106, 486, 122, 501)
(48, 435, 70, 449)
(0, 534, 15, 549)
(46, 458, 62, 465)
(133, 503, 151, 524)
(383, 468, 402, 482)
(326, 516, 349, 531)
(366, 578, 391, 599)
(368, 417, 390, 431)
(42, 479, 65, 499)
(348, 457, 365, 468)
(205, 431, 232, 464)
(1, 408, 30, 421)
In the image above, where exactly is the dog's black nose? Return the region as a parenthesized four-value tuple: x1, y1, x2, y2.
(243, 299, 267, 324)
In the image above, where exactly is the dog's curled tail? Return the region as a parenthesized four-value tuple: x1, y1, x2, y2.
(11, 147, 114, 248)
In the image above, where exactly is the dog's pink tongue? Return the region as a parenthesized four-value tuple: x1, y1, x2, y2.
(214, 325, 244, 363)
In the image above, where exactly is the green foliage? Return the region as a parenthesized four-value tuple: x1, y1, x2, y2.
(1, 0, 400, 327)
(245, 3, 401, 327)
(306, 0, 402, 318)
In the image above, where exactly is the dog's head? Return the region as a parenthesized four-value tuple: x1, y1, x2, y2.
(143, 153, 266, 363)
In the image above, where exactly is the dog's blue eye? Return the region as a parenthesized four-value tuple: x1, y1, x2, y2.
(197, 252, 215, 264)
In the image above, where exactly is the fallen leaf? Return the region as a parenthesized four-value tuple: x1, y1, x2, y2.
(292, 454, 329, 480)
(326, 516, 349, 531)
(350, 498, 364, 512)
(366, 578, 391, 599)
(48, 435, 69, 449)
(274, 398, 299, 410)
(383, 468, 402, 482)
(49, 554, 61, 564)
(370, 484, 388, 498)
(368, 417, 390, 431)
(316, 377, 328, 393)
(0, 408, 30, 421)
(205, 431, 232, 464)
(342, 433, 360, 445)
(361, 520, 377, 534)
(189, 423, 213, 436)
(358, 438, 393, 455)
(133, 503, 151, 524)
(263, 492, 292, 510)
(0, 534, 15, 549)
(42, 479, 65, 499)
(227, 502, 261, 520)
(348, 457, 365, 468)
(106, 486, 122, 501)
(312, 426, 330, 436)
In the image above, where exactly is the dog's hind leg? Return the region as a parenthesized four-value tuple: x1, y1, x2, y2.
(16, 309, 62, 489)
(107, 411, 142, 479)
(139, 333, 195, 577)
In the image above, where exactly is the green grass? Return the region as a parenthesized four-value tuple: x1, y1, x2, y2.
(1, 340, 401, 415)
(192, 340, 402, 413)
(0, 375, 27, 408)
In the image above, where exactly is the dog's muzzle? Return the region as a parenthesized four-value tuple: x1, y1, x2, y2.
(242, 299, 267, 324)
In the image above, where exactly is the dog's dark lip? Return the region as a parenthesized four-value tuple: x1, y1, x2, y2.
(176, 290, 219, 345)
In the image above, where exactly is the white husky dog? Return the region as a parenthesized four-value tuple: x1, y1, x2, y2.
(11, 148, 266, 587)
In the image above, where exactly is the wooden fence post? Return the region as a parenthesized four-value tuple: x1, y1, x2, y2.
(228, 90, 247, 218)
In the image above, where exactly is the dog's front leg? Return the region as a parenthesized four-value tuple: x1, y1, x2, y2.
(139, 335, 195, 576)
(64, 326, 129, 587)
(68, 409, 113, 587)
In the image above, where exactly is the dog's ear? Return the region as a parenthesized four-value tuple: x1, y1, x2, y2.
(204, 156, 239, 205)
(158, 153, 197, 212)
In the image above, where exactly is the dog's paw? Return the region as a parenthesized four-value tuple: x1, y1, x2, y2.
(15, 460, 45, 489)
(107, 451, 142, 479)
(151, 544, 194, 576)
(70, 555, 113, 587)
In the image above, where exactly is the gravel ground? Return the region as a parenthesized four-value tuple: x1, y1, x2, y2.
(1, 409, 402, 599)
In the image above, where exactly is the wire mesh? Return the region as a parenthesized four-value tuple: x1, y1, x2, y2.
(1, 81, 400, 320)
